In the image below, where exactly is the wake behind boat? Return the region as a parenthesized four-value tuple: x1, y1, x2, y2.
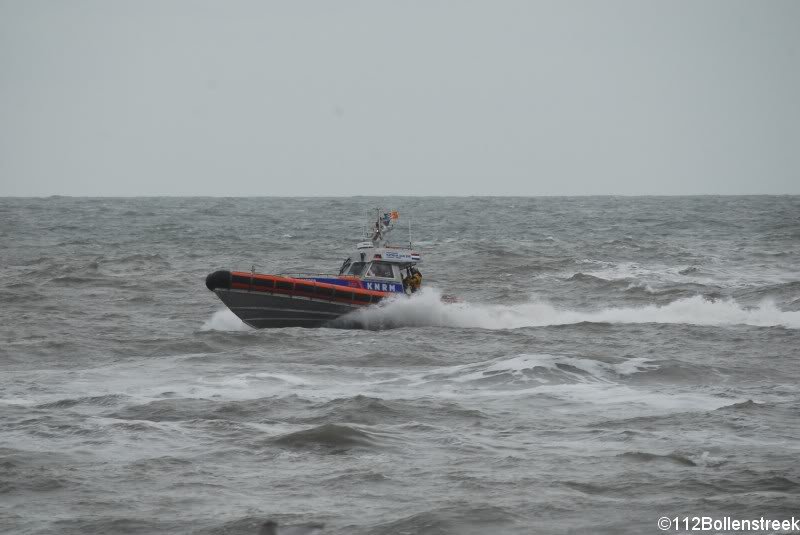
(205, 209, 426, 328)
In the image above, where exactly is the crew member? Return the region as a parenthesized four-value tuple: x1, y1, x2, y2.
(405, 267, 422, 293)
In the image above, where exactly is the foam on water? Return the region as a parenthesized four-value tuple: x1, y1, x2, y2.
(444, 353, 659, 384)
(344, 288, 800, 330)
(201, 309, 250, 331)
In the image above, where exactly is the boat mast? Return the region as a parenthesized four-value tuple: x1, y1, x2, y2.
(368, 208, 397, 248)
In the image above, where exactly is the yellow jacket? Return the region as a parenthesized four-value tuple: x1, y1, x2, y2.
(408, 273, 422, 291)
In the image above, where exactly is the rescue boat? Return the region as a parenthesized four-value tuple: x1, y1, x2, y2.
(205, 209, 424, 328)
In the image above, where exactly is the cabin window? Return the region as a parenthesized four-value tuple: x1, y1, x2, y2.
(339, 258, 351, 275)
(347, 262, 367, 276)
(366, 262, 394, 279)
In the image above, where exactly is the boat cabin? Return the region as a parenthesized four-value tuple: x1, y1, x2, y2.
(336, 244, 421, 294)
(291, 209, 422, 295)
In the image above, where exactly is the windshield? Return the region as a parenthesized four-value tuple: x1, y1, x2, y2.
(346, 262, 367, 276)
(366, 262, 395, 279)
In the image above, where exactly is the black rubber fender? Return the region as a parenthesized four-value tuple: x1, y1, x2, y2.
(205, 270, 231, 291)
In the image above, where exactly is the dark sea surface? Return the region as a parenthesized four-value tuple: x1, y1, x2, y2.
(1, 196, 799, 535)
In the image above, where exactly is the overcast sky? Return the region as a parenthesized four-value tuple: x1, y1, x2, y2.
(1, 0, 798, 196)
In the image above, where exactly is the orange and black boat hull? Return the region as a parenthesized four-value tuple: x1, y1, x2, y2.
(205, 270, 387, 328)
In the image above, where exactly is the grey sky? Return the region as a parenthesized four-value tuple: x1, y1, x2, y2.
(1, 0, 798, 196)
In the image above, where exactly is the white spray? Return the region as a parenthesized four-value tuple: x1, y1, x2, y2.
(340, 287, 800, 330)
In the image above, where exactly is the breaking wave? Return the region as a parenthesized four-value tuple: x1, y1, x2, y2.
(340, 288, 800, 330)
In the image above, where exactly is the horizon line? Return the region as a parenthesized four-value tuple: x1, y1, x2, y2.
(2, 193, 799, 199)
